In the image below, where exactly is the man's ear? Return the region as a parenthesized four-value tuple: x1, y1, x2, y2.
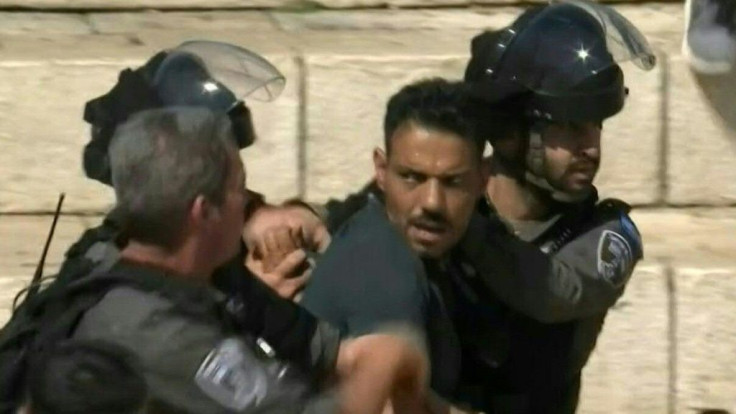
(373, 147, 388, 192)
(189, 195, 211, 227)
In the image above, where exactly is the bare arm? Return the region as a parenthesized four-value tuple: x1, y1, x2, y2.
(335, 330, 430, 414)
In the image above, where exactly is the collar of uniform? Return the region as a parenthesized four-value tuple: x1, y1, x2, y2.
(103, 259, 223, 313)
(508, 186, 599, 243)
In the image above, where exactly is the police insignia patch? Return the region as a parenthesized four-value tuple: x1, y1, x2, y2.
(195, 338, 268, 411)
(597, 230, 634, 287)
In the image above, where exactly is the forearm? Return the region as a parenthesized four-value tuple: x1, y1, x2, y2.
(461, 214, 623, 322)
(336, 331, 428, 414)
(212, 257, 341, 381)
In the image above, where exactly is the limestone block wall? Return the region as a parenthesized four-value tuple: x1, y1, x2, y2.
(0, 2, 735, 412)
(0, 0, 663, 10)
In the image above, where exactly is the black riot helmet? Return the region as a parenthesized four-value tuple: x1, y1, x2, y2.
(464, 0, 656, 201)
(83, 40, 285, 186)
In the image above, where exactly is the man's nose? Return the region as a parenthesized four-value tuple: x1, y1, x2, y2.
(578, 125, 601, 159)
(419, 180, 446, 214)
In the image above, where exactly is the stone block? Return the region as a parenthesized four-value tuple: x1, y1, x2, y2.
(643, 3, 736, 206)
(0, 0, 652, 8)
(579, 262, 669, 413)
(0, 62, 123, 213)
(273, 4, 681, 33)
(0, 215, 99, 277)
(676, 266, 736, 413)
(667, 61, 736, 205)
(241, 55, 301, 203)
(88, 11, 277, 35)
(272, 9, 518, 32)
(0, 35, 158, 61)
(0, 0, 296, 9)
(595, 56, 663, 205)
(0, 12, 91, 36)
(300, 0, 469, 10)
(0, 275, 32, 325)
(631, 208, 736, 267)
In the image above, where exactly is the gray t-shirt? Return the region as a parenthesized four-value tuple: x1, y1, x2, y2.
(301, 199, 462, 397)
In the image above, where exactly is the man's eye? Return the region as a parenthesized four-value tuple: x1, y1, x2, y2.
(400, 172, 423, 183)
(444, 177, 463, 187)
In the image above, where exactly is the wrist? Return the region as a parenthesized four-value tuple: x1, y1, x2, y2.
(283, 198, 326, 221)
(244, 189, 267, 221)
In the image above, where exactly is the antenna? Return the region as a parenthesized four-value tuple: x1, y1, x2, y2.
(26, 193, 66, 299)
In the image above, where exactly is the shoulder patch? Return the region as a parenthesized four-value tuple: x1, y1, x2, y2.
(619, 213, 643, 258)
(597, 230, 635, 288)
(195, 338, 269, 411)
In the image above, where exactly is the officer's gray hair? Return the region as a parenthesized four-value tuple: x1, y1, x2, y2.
(109, 106, 237, 248)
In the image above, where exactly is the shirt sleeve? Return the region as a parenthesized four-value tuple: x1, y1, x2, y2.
(301, 227, 429, 338)
(309, 181, 378, 234)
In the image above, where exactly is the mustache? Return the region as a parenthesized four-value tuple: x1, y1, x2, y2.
(569, 156, 600, 171)
(408, 212, 449, 230)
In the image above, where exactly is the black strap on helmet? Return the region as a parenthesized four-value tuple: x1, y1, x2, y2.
(82, 52, 167, 185)
(81, 50, 257, 186)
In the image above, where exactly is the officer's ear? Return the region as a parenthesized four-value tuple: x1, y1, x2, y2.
(373, 147, 388, 192)
(190, 195, 216, 227)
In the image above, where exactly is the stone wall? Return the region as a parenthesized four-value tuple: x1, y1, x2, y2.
(0, 2, 735, 412)
(0, 0, 669, 10)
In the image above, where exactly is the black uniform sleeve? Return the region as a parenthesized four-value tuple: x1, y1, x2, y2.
(212, 251, 341, 383)
(460, 210, 642, 323)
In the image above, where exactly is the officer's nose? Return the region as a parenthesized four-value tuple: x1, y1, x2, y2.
(578, 123, 601, 159)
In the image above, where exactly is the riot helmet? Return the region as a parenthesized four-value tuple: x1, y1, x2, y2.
(465, 0, 656, 201)
(83, 40, 285, 186)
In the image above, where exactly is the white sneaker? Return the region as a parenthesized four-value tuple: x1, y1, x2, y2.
(682, 0, 736, 74)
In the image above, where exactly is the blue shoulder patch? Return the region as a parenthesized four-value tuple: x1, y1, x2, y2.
(619, 213, 643, 259)
(595, 212, 643, 288)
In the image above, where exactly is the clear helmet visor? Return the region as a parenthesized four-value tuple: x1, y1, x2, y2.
(152, 40, 286, 111)
(482, 0, 655, 94)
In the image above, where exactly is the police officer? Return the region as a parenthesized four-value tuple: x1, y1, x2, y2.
(62, 40, 338, 380)
(453, 0, 652, 411)
(53, 40, 424, 411)
(69, 107, 427, 414)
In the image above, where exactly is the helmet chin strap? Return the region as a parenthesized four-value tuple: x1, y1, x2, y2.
(523, 122, 592, 204)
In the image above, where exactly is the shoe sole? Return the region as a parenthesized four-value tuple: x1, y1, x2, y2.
(682, 0, 734, 74)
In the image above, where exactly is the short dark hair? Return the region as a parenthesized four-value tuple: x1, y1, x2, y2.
(27, 340, 147, 414)
(109, 106, 237, 249)
(383, 78, 483, 157)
